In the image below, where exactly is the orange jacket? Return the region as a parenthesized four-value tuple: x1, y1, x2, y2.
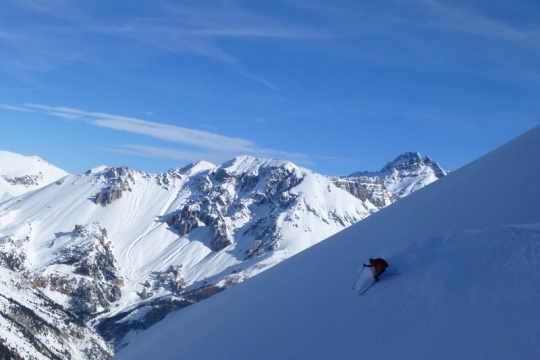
(365, 259, 387, 274)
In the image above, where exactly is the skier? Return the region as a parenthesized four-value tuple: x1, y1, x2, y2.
(363, 258, 388, 282)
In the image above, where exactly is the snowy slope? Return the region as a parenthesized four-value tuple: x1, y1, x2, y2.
(114, 125, 540, 360)
(0, 152, 446, 353)
(0, 150, 68, 202)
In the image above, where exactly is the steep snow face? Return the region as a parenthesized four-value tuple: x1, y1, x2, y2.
(0, 150, 68, 202)
(113, 126, 540, 360)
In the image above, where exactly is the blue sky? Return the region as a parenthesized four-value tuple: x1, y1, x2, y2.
(1, 0, 539, 175)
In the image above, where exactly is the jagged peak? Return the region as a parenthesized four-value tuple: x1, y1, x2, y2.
(377, 152, 446, 177)
(422, 155, 447, 177)
(380, 152, 423, 173)
(86, 166, 141, 188)
(348, 152, 446, 180)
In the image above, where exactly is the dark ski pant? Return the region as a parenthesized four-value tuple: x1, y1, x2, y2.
(373, 269, 386, 282)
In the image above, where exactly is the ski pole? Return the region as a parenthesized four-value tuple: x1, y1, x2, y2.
(351, 266, 365, 289)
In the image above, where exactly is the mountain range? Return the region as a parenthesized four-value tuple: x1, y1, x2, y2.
(0, 150, 446, 357)
(114, 125, 540, 360)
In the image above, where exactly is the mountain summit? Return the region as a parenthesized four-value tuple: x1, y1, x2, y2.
(379, 151, 445, 175)
(0, 150, 68, 202)
(349, 151, 447, 197)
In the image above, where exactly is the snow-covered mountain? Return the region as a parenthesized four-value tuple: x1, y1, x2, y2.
(0, 150, 68, 202)
(113, 125, 540, 360)
(345, 151, 447, 198)
(0, 151, 445, 356)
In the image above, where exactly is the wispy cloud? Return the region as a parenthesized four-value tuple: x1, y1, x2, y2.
(0, 103, 34, 112)
(106, 144, 314, 168)
(106, 145, 225, 165)
(419, 0, 540, 43)
(24, 103, 256, 153)
(4, 103, 311, 164)
(152, 1, 329, 40)
(241, 73, 279, 91)
(2, 0, 538, 77)
(0, 1, 331, 72)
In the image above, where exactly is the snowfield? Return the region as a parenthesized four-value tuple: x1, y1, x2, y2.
(0, 150, 68, 202)
(114, 125, 540, 360)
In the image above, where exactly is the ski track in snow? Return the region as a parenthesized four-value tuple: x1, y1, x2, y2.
(122, 189, 172, 283)
(145, 238, 190, 274)
(124, 222, 165, 283)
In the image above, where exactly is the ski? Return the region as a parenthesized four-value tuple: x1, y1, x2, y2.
(358, 273, 403, 295)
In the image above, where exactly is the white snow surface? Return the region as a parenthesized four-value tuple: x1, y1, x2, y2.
(0, 150, 68, 202)
(114, 125, 540, 360)
(174, 160, 216, 176)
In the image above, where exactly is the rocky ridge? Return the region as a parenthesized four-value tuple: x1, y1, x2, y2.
(341, 152, 447, 199)
(166, 157, 307, 253)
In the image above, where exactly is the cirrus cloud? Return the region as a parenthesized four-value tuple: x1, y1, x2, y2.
(6, 102, 314, 166)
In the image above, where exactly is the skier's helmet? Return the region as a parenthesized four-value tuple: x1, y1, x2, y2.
(369, 258, 374, 264)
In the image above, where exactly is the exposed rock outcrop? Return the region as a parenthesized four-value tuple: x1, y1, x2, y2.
(94, 185, 124, 206)
(0, 267, 113, 359)
(2, 173, 43, 187)
(166, 160, 305, 252)
(330, 176, 393, 208)
(45, 223, 122, 320)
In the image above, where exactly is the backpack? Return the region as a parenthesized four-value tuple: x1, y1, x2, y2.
(376, 258, 389, 268)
